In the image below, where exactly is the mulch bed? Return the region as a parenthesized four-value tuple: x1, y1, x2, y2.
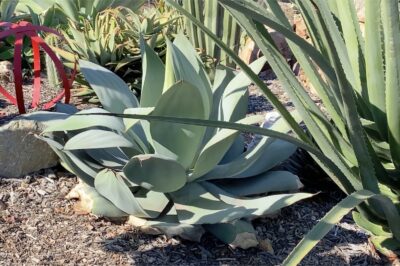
(0, 71, 387, 265)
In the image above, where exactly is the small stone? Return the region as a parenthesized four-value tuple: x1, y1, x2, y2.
(36, 189, 47, 196)
(259, 239, 274, 255)
(0, 119, 58, 177)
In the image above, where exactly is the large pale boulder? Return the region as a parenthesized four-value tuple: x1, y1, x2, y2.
(0, 119, 58, 177)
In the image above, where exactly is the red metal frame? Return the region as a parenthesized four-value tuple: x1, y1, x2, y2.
(0, 21, 75, 114)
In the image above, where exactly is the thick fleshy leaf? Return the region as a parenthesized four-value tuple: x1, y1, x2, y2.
(204, 220, 258, 249)
(202, 182, 313, 219)
(79, 60, 139, 113)
(124, 107, 154, 131)
(86, 148, 130, 169)
(151, 81, 207, 169)
(210, 66, 236, 119)
(64, 129, 135, 150)
(170, 33, 212, 117)
(20, 111, 70, 126)
(134, 190, 170, 218)
(123, 154, 187, 193)
(190, 115, 263, 181)
(230, 139, 297, 179)
(44, 108, 125, 132)
(221, 56, 267, 122)
(217, 171, 303, 197)
(170, 183, 251, 224)
(219, 135, 245, 164)
(140, 36, 165, 108)
(69, 182, 128, 218)
(38, 136, 96, 186)
(201, 115, 297, 181)
(128, 207, 205, 242)
(94, 169, 154, 217)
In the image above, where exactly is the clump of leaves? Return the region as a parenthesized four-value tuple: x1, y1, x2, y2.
(34, 34, 310, 248)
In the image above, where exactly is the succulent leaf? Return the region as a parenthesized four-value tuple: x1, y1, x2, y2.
(140, 36, 165, 108)
(64, 129, 137, 150)
(217, 171, 303, 197)
(123, 154, 187, 193)
(203, 220, 258, 249)
(80, 60, 139, 113)
(221, 56, 267, 122)
(151, 81, 207, 169)
(44, 108, 125, 132)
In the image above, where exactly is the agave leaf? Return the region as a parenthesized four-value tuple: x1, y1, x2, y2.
(201, 116, 297, 181)
(20, 111, 70, 126)
(124, 107, 154, 131)
(44, 108, 125, 132)
(218, 171, 303, 197)
(202, 181, 312, 219)
(382, 0, 400, 168)
(163, 39, 176, 92)
(190, 115, 263, 181)
(79, 60, 139, 113)
(94, 169, 159, 218)
(64, 129, 136, 150)
(370, 236, 400, 258)
(221, 56, 267, 122)
(86, 148, 130, 169)
(140, 36, 165, 108)
(364, 0, 387, 140)
(203, 66, 236, 143)
(283, 190, 400, 266)
(128, 207, 205, 242)
(170, 33, 212, 117)
(352, 211, 392, 238)
(219, 136, 245, 165)
(123, 154, 187, 193)
(38, 136, 96, 186)
(68, 182, 128, 217)
(170, 183, 251, 224)
(134, 190, 170, 218)
(204, 220, 258, 249)
(150, 81, 207, 169)
(231, 139, 297, 179)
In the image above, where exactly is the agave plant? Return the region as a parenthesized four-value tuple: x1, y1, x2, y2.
(35, 34, 310, 247)
(165, 0, 400, 262)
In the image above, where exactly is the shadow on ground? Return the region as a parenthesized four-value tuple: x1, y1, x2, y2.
(102, 194, 384, 265)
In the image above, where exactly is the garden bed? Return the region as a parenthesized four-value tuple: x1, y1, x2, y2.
(0, 170, 382, 265)
(0, 72, 387, 265)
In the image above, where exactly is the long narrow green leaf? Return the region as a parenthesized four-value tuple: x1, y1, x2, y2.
(283, 190, 400, 266)
(222, 5, 359, 193)
(204, 0, 218, 58)
(365, 0, 387, 139)
(382, 0, 400, 168)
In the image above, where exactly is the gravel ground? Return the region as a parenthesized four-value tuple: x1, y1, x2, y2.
(0, 71, 388, 265)
(0, 170, 383, 265)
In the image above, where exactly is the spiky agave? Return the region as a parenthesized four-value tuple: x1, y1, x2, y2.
(36, 34, 311, 247)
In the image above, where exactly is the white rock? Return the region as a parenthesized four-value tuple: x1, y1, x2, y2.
(0, 119, 58, 177)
